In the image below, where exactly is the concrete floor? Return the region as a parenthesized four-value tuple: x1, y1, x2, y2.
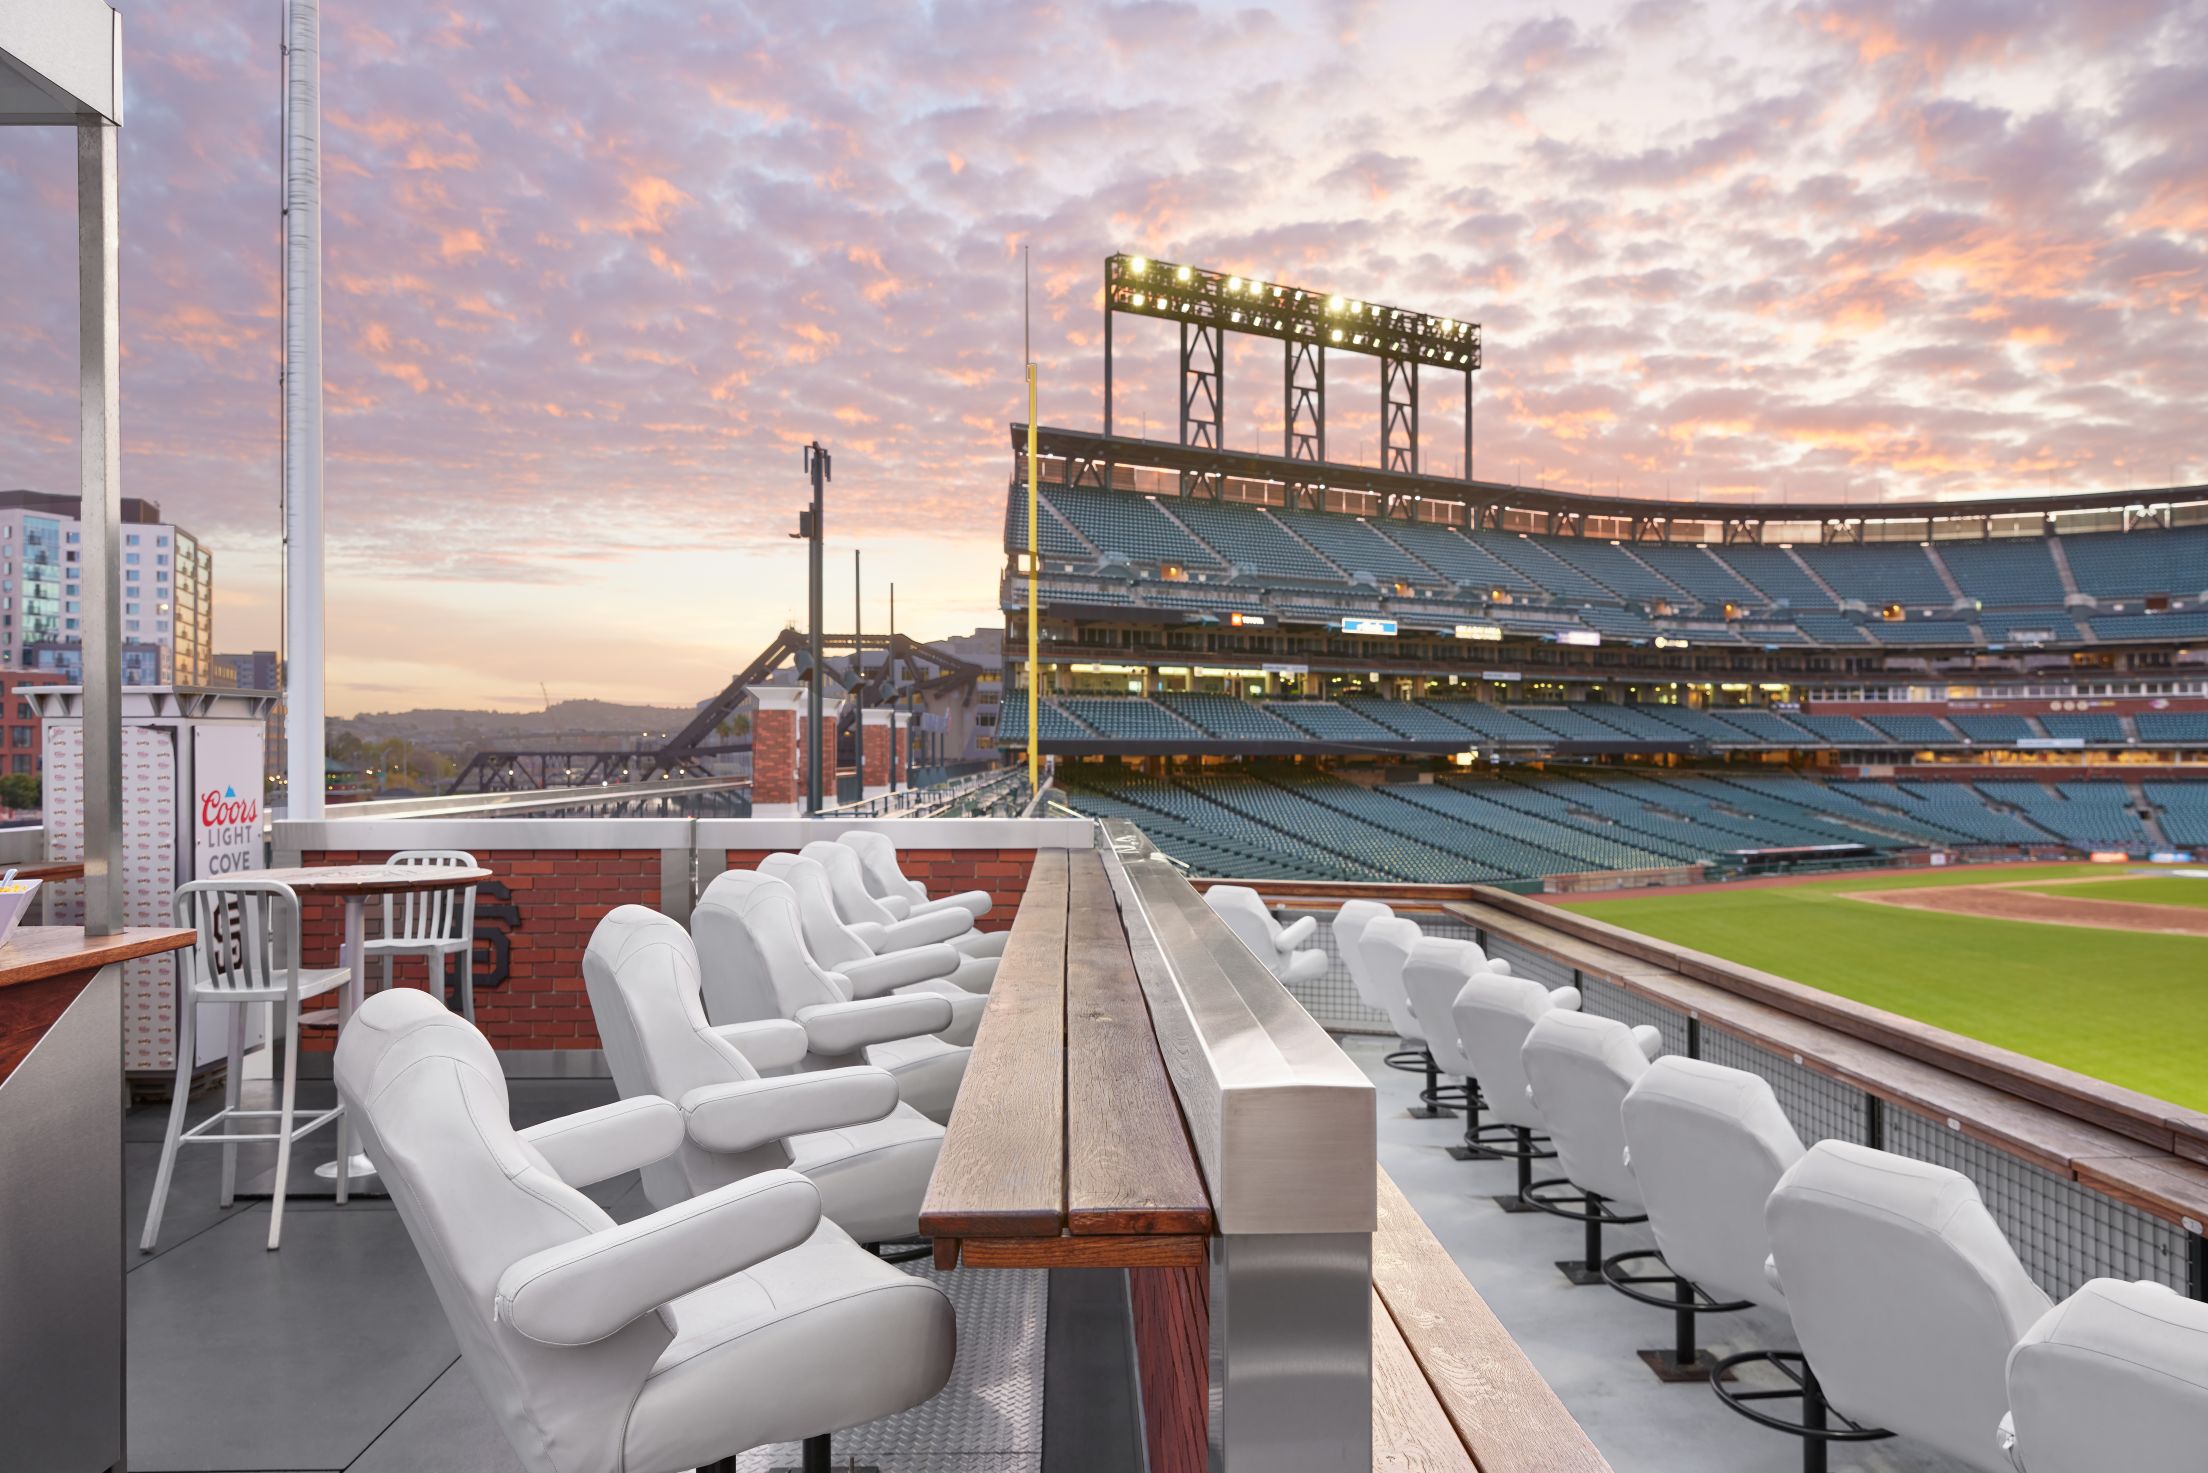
(1351, 1034, 1964, 1473)
(123, 1042, 1972, 1473)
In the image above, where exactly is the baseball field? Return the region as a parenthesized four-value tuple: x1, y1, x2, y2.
(1555, 863, 2208, 1111)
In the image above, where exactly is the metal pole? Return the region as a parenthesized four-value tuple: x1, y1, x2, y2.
(852, 548, 863, 793)
(1026, 364, 1040, 795)
(888, 582, 899, 792)
(1465, 368, 1474, 482)
(804, 444, 827, 814)
(281, 0, 325, 820)
(77, 121, 122, 937)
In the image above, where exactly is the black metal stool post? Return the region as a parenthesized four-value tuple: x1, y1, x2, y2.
(1483, 1124, 1554, 1213)
(1518, 1178, 1648, 1285)
(1408, 1050, 1456, 1120)
(1445, 1078, 1497, 1160)
(1599, 1248, 1750, 1382)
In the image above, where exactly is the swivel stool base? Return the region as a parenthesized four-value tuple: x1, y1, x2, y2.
(1711, 1350, 1890, 1473)
(712, 1436, 879, 1473)
(1600, 1249, 1749, 1383)
(1482, 1125, 1555, 1214)
(1518, 1181, 1648, 1285)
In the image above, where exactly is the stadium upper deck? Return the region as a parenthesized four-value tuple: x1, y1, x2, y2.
(999, 427, 2208, 760)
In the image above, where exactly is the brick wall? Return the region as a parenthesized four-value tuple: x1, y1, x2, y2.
(297, 845, 1043, 1051)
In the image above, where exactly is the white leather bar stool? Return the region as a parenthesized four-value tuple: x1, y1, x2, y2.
(1360, 916, 1459, 1119)
(690, 870, 968, 1124)
(1519, 1009, 1661, 1287)
(1203, 884, 1328, 985)
(1451, 970, 1579, 1209)
(333, 987, 955, 1473)
(1402, 938, 1503, 1158)
(141, 878, 360, 1253)
(582, 906, 942, 1251)
(1613, 1056, 1799, 1383)
(362, 847, 480, 1019)
(2002, 1278, 2208, 1471)
(1766, 1141, 2052, 1473)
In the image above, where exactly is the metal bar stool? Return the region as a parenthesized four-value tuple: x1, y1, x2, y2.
(140, 878, 359, 1252)
(363, 848, 480, 1019)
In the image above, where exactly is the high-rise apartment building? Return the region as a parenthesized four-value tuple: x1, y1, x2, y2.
(0, 491, 213, 684)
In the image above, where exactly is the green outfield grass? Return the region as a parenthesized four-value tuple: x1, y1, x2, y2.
(2013, 875, 2208, 910)
(1558, 865, 2208, 1110)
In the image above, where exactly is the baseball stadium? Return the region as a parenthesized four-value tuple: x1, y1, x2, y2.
(1003, 254, 2208, 1109)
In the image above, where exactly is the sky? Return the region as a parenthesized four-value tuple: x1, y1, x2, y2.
(2, 0, 2203, 715)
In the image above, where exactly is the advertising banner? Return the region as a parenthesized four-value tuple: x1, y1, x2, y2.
(192, 723, 265, 880)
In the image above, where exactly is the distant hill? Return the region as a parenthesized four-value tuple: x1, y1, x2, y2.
(335, 698, 708, 754)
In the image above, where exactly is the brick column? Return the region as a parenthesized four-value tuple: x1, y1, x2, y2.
(746, 685, 804, 819)
(891, 710, 911, 789)
(862, 709, 892, 800)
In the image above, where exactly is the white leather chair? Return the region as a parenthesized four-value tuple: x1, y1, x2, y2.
(1330, 899, 1394, 1021)
(333, 987, 954, 1473)
(691, 870, 969, 1124)
(363, 847, 480, 1020)
(803, 840, 1005, 963)
(1203, 885, 1326, 986)
(1359, 916, 1454, 1118)
(142, 878, 361, 1253)
(1617, 1056, 1803, 1381)
(1402, 937, 1504, 1157)
(839, 829, 1000, 937)
(1520, 1010, 1661, 1286)
(1452, 970, 1580, 1208)
(757, 852, 993, 1037)
(2002, 1278, 2208, 1472)
(1766, 1141, 2052, 1473)
(582, 905, 942, 1246)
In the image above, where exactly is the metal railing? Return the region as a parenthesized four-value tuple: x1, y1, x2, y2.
(820, 761, 1040, 820)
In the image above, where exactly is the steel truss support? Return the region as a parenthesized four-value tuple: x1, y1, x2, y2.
(1285, 339, 1324, 459)
(1380, 357, 1418, 474)
(1723, 518, 1762, 546)
(1180, 321, 1223, 498)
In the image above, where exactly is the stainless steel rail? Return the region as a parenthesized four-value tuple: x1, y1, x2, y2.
(1098, 819, 1375, 1472)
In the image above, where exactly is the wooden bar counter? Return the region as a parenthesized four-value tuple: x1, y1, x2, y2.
(0, 925, 195, 1473)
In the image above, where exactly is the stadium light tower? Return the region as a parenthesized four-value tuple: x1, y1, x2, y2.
(796, 442, 829, 813)
(1100, 253, 1481, 505)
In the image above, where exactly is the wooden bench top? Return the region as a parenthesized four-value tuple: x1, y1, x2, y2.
(1373, 1166, 1613, 1473)
(920, 846, 1214, 1267)
(1445, 894, 2208, 1229)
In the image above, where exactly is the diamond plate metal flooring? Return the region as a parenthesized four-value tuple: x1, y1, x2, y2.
(735, 1263, 1046, 1472)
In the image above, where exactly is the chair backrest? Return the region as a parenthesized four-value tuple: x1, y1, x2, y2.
(1620, 1056, 1804, 1307)
(800, 840, 903, 928)
(691, 870, 850, 1026)
(1330, 900, 1393, 1012)
(1403, 941, 1488, 1078)
(1202, 885, 1284, 960)
(1358, 916, 1428, 1043)
(1520, 1010, 1655, 1205)
(1451, 972, 1574, 1130)
(1766, 1141, 2053, 1472)
(335, 987, 661, 1473)
(583, 906, 789, 1208)
(839, 830, 926, 905)
(2006, 1278, 2208, 1473)
(175, 878, 302, 998)
(756, 852, 874, 970)
(382, 848, 479, 944)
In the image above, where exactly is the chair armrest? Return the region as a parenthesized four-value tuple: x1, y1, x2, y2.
(1275, 914, 1317, 950)
(495, 1171, 821, 1345)
(795, 994, 955, 1055)
(841, 944, 961, 997)
(1630, 1024, 1663, 1061)
(848, 920, 890, 950)
(876, 894, 913, 921)
(711, 1019, 809, 1073)
(911, 889, 992, 922)
(517, 1096, 683, 1188)
(679, 1067, 900, 1152)
(1547, 986, 1582, 1011)
(872, 907, 972, 951)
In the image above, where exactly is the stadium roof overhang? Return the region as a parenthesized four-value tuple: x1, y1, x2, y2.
(1018, 425, 2208, 532)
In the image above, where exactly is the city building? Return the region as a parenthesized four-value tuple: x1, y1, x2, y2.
(0, 668, 63, 779)
(0, 490, 213, 684)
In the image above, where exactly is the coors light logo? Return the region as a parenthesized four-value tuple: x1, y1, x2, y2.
(199, 783, 260, 874)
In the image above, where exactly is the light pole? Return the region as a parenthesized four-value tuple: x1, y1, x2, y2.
(798, 443, 829, 814)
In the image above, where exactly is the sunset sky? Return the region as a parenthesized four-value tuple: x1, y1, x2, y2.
(2, 0, 2203, 715)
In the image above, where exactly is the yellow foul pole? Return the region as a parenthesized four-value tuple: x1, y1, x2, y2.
(1025, 363, 1040, 793)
